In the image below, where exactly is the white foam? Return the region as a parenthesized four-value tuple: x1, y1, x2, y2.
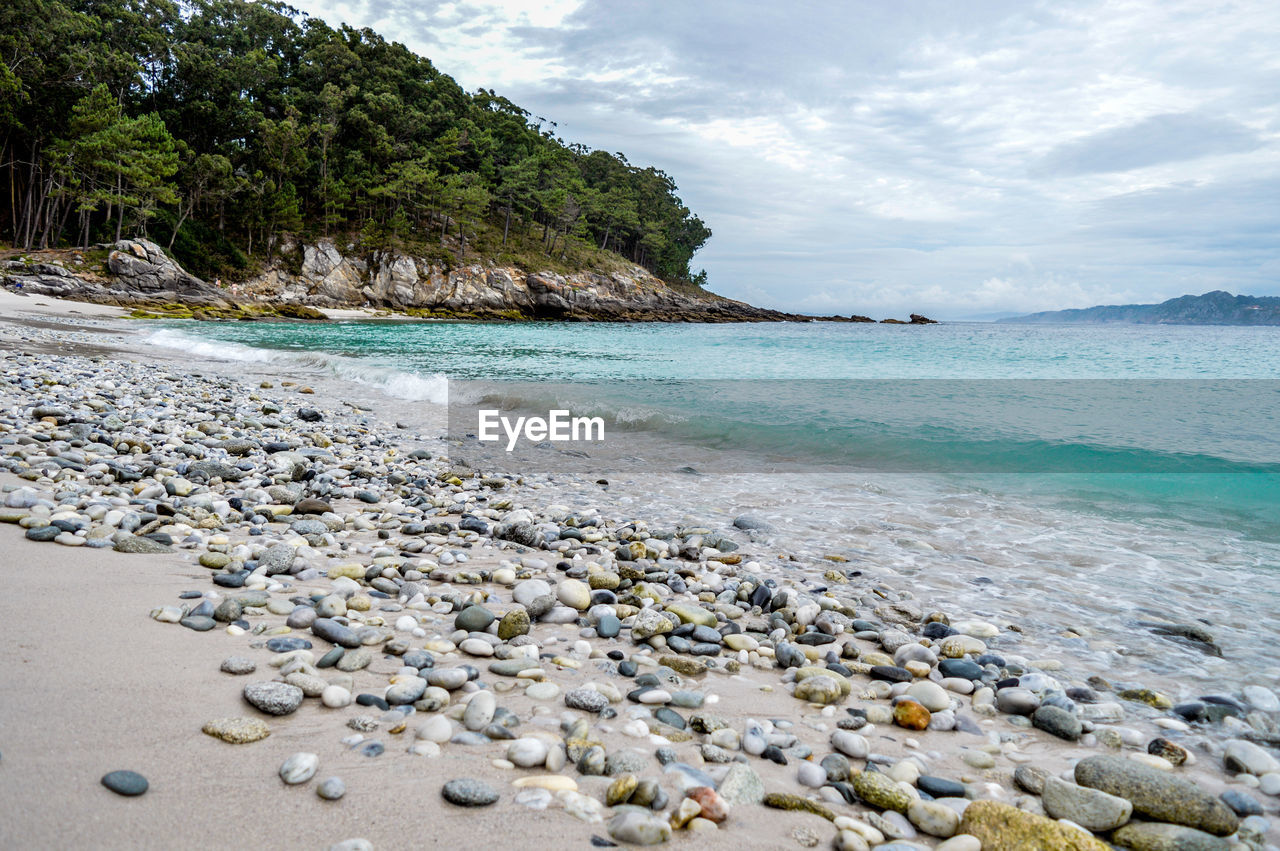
(144, 328, 448, 404)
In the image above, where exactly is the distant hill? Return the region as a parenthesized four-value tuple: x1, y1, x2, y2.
(1000, 291, 1280, 325)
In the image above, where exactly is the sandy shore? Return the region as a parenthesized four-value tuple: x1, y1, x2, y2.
(0, 292, 1275, 851)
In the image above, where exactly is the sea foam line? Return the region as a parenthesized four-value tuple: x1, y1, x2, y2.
(144, 328, 449, 404)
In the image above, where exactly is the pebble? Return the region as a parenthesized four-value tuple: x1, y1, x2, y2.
(1224, 740, 1280, 776)
(1075, 755, 1240, 836)
(220, 656, 256, 675)
(317, 777, 346, 800)
(202, 717, 270, 744)
(280, 752, 319, 785)
(242, 682, 304, 716)
(907, 799, 959, 837)
(1041, 775, 1132, 831)
(565, 687, 610, 713)
(441, 778, 499, 807)
(318, 685, 351, 708)
(607, 812, 672, 846)
(463, 691, 496, 731)
(100, 770, 148, 796)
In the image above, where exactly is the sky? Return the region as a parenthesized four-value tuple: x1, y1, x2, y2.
(289, 0, 1279, 318)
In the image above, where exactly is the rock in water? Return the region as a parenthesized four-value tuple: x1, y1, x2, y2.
(280, 752, 319, 785)
(101, 770, 148, 796)
(441, 778, 499, 806)
(1032, 704, 1082, 740)
(959, 800, 1110, 850)
(1223, 740, 1280, 776)
(1074, 755, 1239, 836)
(202, 717, 270, 744)
(243, 682, 304, 716)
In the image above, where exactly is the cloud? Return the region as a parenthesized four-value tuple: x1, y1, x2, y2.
(1036, 113, 1262, 176)
(289, 0, 1280, 317)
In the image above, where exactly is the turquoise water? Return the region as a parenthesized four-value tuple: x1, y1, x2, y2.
(147, 319, 1280, 691)
(148, 320, 1280, 539)
(150, 319, 1280, 380)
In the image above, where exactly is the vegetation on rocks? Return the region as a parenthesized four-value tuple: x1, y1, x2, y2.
(1, 0, 712, 287)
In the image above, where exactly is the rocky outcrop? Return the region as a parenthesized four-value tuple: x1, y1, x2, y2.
(2, 239, 230, 307)
(241, 239, 790, 322)
(3, 238, 934, 323)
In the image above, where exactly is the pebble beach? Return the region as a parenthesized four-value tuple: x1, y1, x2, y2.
(1, 291, 1278, 851)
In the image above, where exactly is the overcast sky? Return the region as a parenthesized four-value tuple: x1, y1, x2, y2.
(291, 0, 1279, 318)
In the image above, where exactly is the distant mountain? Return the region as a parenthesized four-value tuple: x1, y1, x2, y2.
(1000, 291, 1280, 325)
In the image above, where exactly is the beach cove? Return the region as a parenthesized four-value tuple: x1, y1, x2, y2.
(0, 293, 1278, 851)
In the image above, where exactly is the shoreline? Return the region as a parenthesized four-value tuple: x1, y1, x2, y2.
(0, 294, 1276, 850)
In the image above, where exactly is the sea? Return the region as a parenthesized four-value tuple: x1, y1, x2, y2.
(145, 319, 1280, 701)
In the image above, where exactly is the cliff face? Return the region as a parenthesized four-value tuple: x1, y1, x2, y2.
(2, 239, 230, 306)
(2, 238, 789, 321)
(244, 240, 787, 321)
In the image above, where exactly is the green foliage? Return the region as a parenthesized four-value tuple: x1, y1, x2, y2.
(0, 0, 712, 284)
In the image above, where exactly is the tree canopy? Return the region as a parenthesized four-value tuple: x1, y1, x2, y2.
(0, 0, 712, 284)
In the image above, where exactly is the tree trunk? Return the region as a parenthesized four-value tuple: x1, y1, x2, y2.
(168, 200, 190, 250)
(114, 171, 124, 242)
(52, 194, 73, 248)
(600, 224, 610, 251)
(502, 204, 511, 247)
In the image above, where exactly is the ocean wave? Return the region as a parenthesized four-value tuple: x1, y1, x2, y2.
(144, 328, 449, 404)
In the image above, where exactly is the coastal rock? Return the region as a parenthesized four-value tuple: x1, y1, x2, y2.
(851, 770, 911, 813)
(565, 688, 610, 713)
(1032, 705, 1082, 740)
(1223, 740, 1280, 776)
(1110, 822, 1232, 851)
(454, 605, 494, 632)
(892, 699, 931, 730)
(497, 608, 530, 639)
(202, 717, 270, 744)
(958, 800, 1110, 851)
(631, 608, 674, 640)
(607, 811, 672, 845)
(1041, 776, 1132, 831)
(280, 752, 319, 785)
(220, 656, 256, 675)
(257, 543, 296, 575)
(101, 770, 148, 796)
(243, 682, 304, 716)
(317, 777, 346, 800)
(795, 675, 845, 705)
(441, 778, 499, 807)
(312, 618, 362, 648)
(717, 763, 765, 805)
(1074, 755, 1239, 836)
(762, 792, 836, 820)
(907, 799, 960, 838)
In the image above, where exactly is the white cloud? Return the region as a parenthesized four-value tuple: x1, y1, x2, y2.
(290, 0, 1280, 317)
